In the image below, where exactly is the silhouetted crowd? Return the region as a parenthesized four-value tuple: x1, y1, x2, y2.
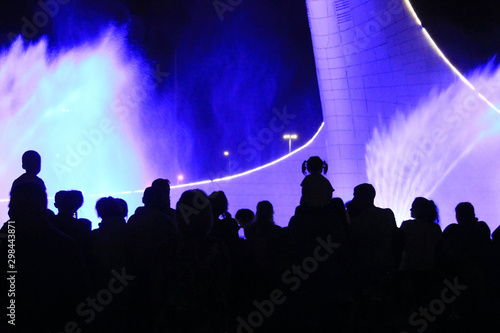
(1, 152, 499, 333)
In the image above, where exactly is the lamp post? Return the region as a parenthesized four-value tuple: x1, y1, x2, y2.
(223, 151, 231, 173)
(283, 134, 298, 153)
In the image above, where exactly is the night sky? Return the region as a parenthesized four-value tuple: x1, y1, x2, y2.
(0, 0, 499, 180)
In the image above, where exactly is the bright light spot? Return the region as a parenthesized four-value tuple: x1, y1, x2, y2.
(283, 134, 298, 139)
(177, 174, 184, 181)
(223, 151, 229, 156)
(404, 0, 422, 26)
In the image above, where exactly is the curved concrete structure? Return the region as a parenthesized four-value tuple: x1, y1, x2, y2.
(306, 0, 457, 199)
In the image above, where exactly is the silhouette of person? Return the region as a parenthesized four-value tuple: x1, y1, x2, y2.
(244, 201, 287, 284)
(349, 183, 399, 271)
(153, 189, 230, 333)
(348, 183, 400, 331)
(244, 201, 282, 241)
(328, 197, 349, 233)
(399, 197, 442, 317)
(116, 197, 129, 220)
(439, 202, 491, 272)
(126, 187, 178, 332)
(88, 196, 131, 332)
(437, 202, 493, 331)
(1, 182, 89, 333)
(300, 156, 334, 208)
(151, 178, 175, 219)
(287, 197, 346, 332)
(488, 225, 500, 327)
(51, 190, 92, 250)
(128, 186, 177, 242)
(209, 191, 239, 245)
(440, 202, 491, 269)
(399, 197, 442, 271)
(235, 208, 255, 230)
(11, 150, 46, 192)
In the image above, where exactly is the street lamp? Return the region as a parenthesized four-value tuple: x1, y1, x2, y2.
(223, 151, 232, 173)
(283, 134, 298, 153)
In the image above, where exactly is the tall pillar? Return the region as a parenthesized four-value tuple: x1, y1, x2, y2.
(306, 0, 456, 199)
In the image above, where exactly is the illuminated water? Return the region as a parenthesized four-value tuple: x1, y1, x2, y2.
(367, 64, 500, 230)
(0, 29, 176, 222)
(2, 27, 500, 233)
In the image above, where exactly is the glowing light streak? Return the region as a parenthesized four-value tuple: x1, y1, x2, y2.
(53, 122, 326, 199)
(404, 0, 500, 113)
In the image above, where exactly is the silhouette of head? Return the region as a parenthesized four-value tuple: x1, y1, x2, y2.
(411, 197, 439, 224)
(353, 183, 376, 207)
(256, 200, 274, 224)
(302, 156, 328, 175)
(54, 191, 71, 215)
(152, 178, 171, 207)
(328, 197, 346, 215)
(455, 202, 477, 224)
(143, 186, 162, 210)
(176, 189, 213, 236)
(115, 198, 128, 219)
(68, 190, 84, 212)
(95, 197, 122, 220)
(54, 190, 84, 216)
(235, 209, 255, 228)
(209, 191, 228, 218)
(345, 199, 358, 218)
(9, 181, 47, 221)
(22, 150, 42, 175)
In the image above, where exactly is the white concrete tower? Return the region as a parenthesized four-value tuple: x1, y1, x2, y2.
(305, 0, 456, 199)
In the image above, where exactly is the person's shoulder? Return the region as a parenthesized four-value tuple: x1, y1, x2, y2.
(443, 223, 459, 235)
(376, 207, 396, 220)
(134, 206, 147, 215)
(77, 218, 92, 231)
(271, 223, 283, 231)
(400, 219, 412, 229)
(35, 175, 46, 189)
(477, 220, 490, 229)
(301, 174, 312, 186)
(476, 221, 491, 236)
(11, 174, 46, 190)
(430, 221, 442, 233)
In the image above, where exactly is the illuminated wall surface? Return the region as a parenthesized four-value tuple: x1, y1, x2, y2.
(306, 0, 500, 230)
(1, 1, 500, 232)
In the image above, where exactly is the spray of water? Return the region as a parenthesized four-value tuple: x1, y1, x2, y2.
(0, 28, 173, 222)
(366, 63, 500, 228)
